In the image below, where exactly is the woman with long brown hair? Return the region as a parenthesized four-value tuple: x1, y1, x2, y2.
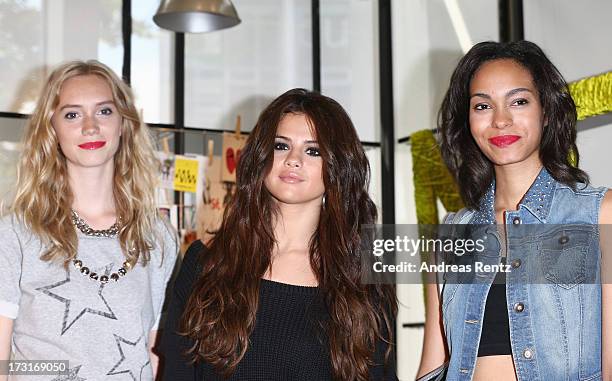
(161, 88, 397, 380)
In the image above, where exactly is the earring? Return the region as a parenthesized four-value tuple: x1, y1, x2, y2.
(322, 195, 326, 208)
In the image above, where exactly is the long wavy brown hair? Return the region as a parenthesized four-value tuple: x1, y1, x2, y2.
(11, 60, 162, 265)
(180, 88, 397, 380)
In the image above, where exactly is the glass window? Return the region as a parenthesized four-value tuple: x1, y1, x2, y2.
(184, 0, 313, 131)
(320, 0, 379, 143)
(131, 0, 174, 124)
(0, 0, 123, 114)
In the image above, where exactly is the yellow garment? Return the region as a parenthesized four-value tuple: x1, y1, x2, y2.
(410, 130, 463, 225)
(570, 71, 612, 120)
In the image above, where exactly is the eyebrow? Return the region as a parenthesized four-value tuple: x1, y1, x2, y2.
(57, 100, 114, 111)
(275, 135, 318, 144)
(470, 87, 533, 100)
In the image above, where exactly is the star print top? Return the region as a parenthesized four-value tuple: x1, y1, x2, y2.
(0, 215, 178, 381)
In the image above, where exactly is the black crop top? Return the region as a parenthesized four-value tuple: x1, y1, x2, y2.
(477, 271, 512, 356)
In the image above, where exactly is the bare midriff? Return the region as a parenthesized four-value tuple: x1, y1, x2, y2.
(473, 355, 517, 381)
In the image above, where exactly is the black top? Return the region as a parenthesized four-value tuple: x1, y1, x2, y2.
(160, 240, 397, 381)
(477, 271, 512, 356)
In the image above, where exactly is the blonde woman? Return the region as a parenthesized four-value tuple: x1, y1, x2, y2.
(0, 60, 178, 380)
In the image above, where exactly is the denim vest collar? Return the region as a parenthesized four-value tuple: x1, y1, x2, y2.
(471, 167, 556, 224)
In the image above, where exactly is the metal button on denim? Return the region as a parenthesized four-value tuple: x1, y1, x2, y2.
(512, 217, 521, 225)
(441, 168, 606, 380)
(559, 235, 569, 244)
(514, 302, 525, 312)
(511, 259, 521, 268)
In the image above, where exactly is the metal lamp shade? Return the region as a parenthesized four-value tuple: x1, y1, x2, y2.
(153, 0, 241, 33)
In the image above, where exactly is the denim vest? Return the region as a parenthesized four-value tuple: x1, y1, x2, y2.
(441, 168, 608, 381)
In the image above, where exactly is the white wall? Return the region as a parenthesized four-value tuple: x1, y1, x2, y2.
(321, 0, 381, 143)
(524, 0, 612, 189)
(578, 119, 612, 188)
(392, 0, 498, 143)
(392, 1, 498, 378)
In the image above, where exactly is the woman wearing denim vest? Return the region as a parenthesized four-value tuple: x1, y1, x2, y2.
(416, 41, 612, 381)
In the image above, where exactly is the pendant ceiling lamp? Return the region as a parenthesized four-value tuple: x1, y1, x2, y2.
(153, 0, 241, 33)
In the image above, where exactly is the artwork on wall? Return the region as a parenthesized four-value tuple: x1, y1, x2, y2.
(196, 155, 233, 244)
(221, 116, 247, 183)
(221, 131, 246, 183)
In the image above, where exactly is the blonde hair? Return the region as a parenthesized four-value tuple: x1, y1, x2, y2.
(12, 60, 161, 265)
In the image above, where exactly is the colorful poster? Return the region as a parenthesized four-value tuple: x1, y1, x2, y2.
(173, 156, 199, 193)
(196, 156, 233, 243)
(221, 132, 247, 183)
(157, 151, 175, 190)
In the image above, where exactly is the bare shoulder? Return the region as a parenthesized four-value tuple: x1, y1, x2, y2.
(600, 190, 612, 224)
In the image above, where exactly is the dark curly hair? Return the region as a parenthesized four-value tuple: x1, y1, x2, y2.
(438, 40, 588, 209)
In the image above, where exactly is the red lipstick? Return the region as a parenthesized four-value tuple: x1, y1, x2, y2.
(489, 135, 520, 147)
(78, 141, 106, 150)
